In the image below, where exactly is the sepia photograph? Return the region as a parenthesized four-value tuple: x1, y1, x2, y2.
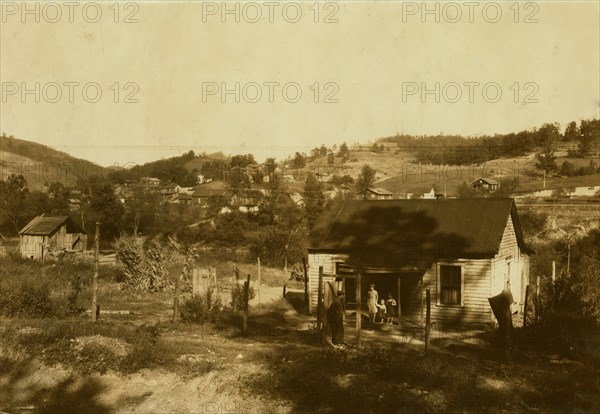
(0, 1, 599, 413)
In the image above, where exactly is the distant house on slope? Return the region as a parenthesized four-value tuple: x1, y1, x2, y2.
(307, 199, 531, 326)
(19, 215, 87, 260)
(471, 177, 500, 192)
(356, 187, 394, 200)
(191, 187, 229, 205)
(140, 177, 161, 186)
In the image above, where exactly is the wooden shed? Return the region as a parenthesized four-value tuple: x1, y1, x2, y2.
(307, 199, 531, 327)
(19, 215, 87, 261)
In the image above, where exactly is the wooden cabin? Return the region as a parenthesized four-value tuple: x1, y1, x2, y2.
(471, 177, 500, 192)
(307, 199, 531, 327)
(356, 187, 394, 200)
(19, 215, 87, 260)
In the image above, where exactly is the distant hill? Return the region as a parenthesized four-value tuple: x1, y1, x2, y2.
(0, 134, 111, 191)
(117, 150, 231, 186)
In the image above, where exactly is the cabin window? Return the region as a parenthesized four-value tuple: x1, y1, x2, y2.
(440, 265, 461, 305)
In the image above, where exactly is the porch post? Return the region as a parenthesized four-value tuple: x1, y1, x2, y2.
(397, 276, 401, 330)
(420, 273, 424, 328)
(356, 272, 361, 347)
(317, 266, 324, 343)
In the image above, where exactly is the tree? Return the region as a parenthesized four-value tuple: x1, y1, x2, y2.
(0, 174, 29, 232)
(560, 161, 576, 177)
(22, 191, 52, 221)
(535, 123, 560, 174)
(212, 212, 253, 248)
(319, 145, 328, 156)
(355, 164, 377, 196)
(327, 152, 335, 165)
(291, 152, 306, 169)
(86, 183, 125, 241)
(330, 174, 354, 188)
(578, 119, 600, 157)
(124, 187, 160, 237)
(338, 142, 349, 158)
(47, 182, 70, 215)
(304, 173, 324, 228)
(230, 154, 256, 169)
(564, 121, 579, 142)
(202, 160, 227, 181)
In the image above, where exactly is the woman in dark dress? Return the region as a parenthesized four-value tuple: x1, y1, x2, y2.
(328, 291, 345, 344)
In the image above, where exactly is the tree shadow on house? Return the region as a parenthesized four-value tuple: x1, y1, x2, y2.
(316, 203, 475, 271)
(0, 356, 111, 414)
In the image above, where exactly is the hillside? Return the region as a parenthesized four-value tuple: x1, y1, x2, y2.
(0, 135, 111, 191)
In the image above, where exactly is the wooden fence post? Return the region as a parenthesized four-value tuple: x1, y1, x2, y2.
(425, 289, 431, 353)
(317, 267, 324, 343)
(536, 275, 540, 323)
(523, 285, 530, 329)
(356, 272, 362, 347)
(172, 271, 180, 323)
(257, 256, 261, 304)
(242, 274, 250, 336)
(91, 222, 100, 322)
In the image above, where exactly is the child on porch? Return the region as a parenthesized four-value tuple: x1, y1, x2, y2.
(376, 299, 387, 323)
(386, 292, 397, 324)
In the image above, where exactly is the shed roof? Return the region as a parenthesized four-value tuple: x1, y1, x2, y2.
(308, 199, 529, 270)
(19, 215, 86, 236)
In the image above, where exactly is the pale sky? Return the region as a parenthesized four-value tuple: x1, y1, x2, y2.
(1, 1, 599, 167)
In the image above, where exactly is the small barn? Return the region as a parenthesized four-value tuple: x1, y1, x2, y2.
(19, 215, 87, 260)
(307, 199, 531, 326)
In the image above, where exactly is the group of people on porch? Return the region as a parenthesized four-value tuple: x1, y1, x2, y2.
(367, 284, 397, 325)
(327, 283, 398, 345)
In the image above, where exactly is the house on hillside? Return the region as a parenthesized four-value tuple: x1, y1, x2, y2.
(115, 191, 128, 204)
(307, 199, 531, 326)
(471, 177, 500, 192)
(168, 193, 193, 205)
(19, 215, 87, 260)
(159, 182, 181, 200)
(191, 187, 229, 205)
(140, 177, 161, 186)
(356, 187, 394, 200)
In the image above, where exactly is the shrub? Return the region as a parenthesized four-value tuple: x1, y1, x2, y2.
(0, 282, 53, 317)
(179, 288, 223, 323)
(230, 283, 255, 311)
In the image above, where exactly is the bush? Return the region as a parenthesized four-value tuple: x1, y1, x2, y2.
(230, 283, 255, 311)
(0, 282, 53, 317)
(519, 210, 548, 240)
(179, 288, 223, 323)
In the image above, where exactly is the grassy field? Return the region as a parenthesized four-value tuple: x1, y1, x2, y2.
(1, 256, 599, 413)
(299, 150, 599, 198)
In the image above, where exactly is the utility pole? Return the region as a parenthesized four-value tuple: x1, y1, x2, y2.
(91, 222, 100, 322)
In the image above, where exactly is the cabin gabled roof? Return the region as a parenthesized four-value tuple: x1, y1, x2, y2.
(19, 215, 86, 236)
(472, 177, 500, 185)
(308, 198, 530, 270)
(357, 187, 394, 195)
